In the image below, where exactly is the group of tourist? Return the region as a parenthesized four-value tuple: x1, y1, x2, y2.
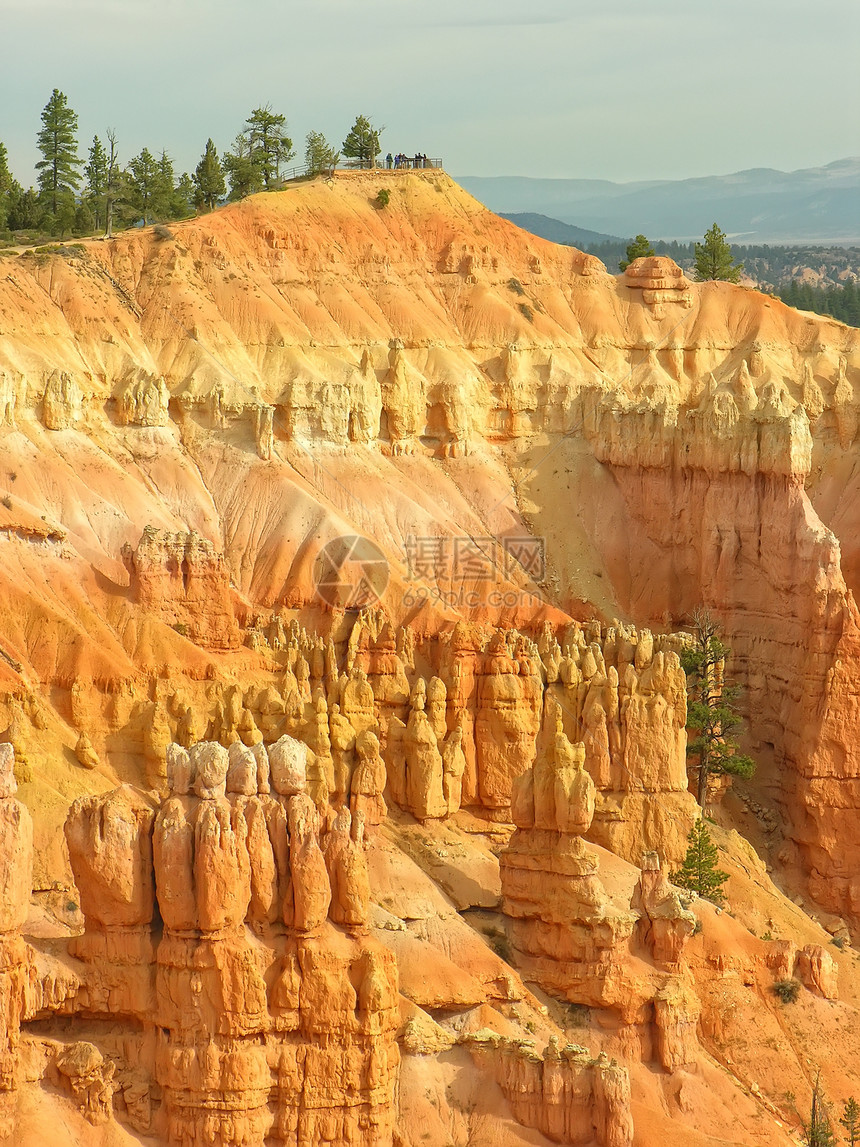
(386, 153, 431, 170)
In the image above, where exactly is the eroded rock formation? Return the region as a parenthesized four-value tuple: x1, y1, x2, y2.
(123, 527, 241, 650)
(502, 714, 636, 1005)
(0, 744, 33, 1136)
(466, 1032, 633, 1147)
(62, 736, 399, 1146)
(0, 171, 859, 1147)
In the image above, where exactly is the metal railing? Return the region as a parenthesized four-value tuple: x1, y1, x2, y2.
(383, 157, 443, 171)
(277, 158, 443, 183)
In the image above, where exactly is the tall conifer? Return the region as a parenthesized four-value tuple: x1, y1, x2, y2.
(84, 136, 108, 229)
(36, 89, 82, 217)
(194, 139, 226, 210)
(0, 143, 12, 230)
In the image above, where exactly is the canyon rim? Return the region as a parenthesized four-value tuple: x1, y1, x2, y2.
(0, 168, 859, 1145)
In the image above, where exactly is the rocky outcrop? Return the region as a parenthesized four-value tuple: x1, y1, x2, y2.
(474, 631, 543, 814)
(123, 527, 241, 650)
(541, 620, 698, 866)
(796, 944, 839, 1000)
(466, 1031, 633, 1147)
(501, 712, 635, 1005)
(1, 171, 860, 1147)
(630, 851, 696, 969)
(54, 1041, 116, 1124)
(580, 366, 860, 919)
(116, 372, 170, 427)
(766, 939, 839, 1000)
(0, 744, 33, 1135)
(42, 370, 82, 429)
(623, 255, 692, 316)
(0, 373, 16, 427)
(65, 783, 158, 1016)
(62, 736, 399, 1146)
(500, 720, 702, 1078)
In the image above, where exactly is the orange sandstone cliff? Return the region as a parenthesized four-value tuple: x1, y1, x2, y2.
(0, 171, 859, 1145)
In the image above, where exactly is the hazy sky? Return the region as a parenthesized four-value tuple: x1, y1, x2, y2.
(2, 0, 858, 185)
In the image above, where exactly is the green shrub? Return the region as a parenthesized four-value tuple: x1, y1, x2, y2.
(772, 978, 801, 1004)
(375, 188, 390, 209)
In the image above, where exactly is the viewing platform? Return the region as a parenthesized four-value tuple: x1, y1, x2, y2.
(281, 158, 443, 182)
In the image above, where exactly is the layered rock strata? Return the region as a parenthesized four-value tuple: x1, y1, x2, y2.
(0, 744, 33, 1135)
(501, 720, 702, 1078)
(466, 1032, 634, 1147)
(0, 179, 857, 922)
(63, 735, 399, 1146)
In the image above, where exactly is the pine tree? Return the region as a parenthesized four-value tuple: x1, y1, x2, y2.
(800, 1076, 837, 1147)
(682, 608, 755, 807)
(305, 131, 340, 177)
(7, 184, 40, 231)
(193, 138, 226, 210)
(342, 115, 382, 169)
(693, 222, 743, 283)
(223, 133, 264, 201)
(842, 1097, 860, 1147)
(54, 196, 76, 238)
(154, 151, 175, 219)
(73, 199, 95, 236)
(84, 136, 108, 229)
(0, 142, 12, 231)
(619, 234, 655, 271)
(126, 147, 160, 224)
(172, 173, 196, 218)
(35, 89, 82, 218)
(243, 105, 294, 188)
(672, 819, 729, 904)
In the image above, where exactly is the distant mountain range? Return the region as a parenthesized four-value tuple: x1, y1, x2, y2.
(498, 213, 622, 246)
(459, 158, 860, 244)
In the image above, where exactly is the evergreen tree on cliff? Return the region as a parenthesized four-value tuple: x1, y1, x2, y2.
(73, 199, 94, 236)
(342, 115, 382, 169)
(223, 132, 264, 200)
(6, 184, 40, 231)
(672, 819, 728, 904)
(842, 1097, 860, 1147)
(154, 151, 189, 219)
(126, 147, 161, 225)
(682, 608, 755, 807)
(35, 89, 82, 220)
(619, 234, 654, 271)
(194, 139, 226, 210)
(693, 222, 743, 282)
(84, 136, 108, 230)
(244, 106, 294, 188)
(172, 172, 196, 218)
(0, 142, 12, 231)
(800, 1076, 837, 1147)
(305, 131, 340, 177)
